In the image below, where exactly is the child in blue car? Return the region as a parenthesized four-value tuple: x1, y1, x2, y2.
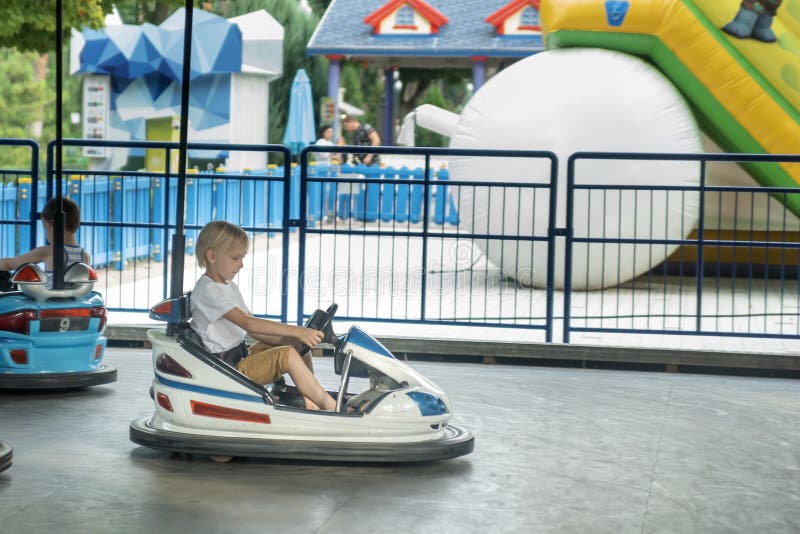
(0, 197, 89, 287)
(190, 220, 336, 411)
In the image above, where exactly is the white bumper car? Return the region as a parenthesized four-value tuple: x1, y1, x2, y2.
(130, 296, 474, 462)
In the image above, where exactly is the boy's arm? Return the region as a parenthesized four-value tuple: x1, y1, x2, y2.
(82, 249, 91, 266)
(250, 333, 294, 346)
(223, 307, 323, 348)
(0, 246, 51, 271)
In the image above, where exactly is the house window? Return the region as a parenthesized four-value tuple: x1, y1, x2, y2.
(395, 5, 416, 27)
(519, 6, 540, 29)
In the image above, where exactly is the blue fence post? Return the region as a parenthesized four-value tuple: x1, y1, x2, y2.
(365, 166, 380, 222)
(380, 166, 396, 222)
(138, 176, 151, 259)
(152, 175, 165, 262)
(212, 168, 226, 223)
(15, 178, 32, 256)
(323, 162, 338, 221)
(288, 163, 300, 232)
(394, 166, 410, 223)
(252, 169, 267, 228)
(196, 171, 215, 231)
(1, 182, 15, 257)
(74, 175, 111, 268)
(36, 180, 48, 247)
(240, 168, 255, 228)
(409, 167, 425, 224)
(433, 167, 460, 226)
(2, 182, 17, 257)
(306, 163, 321, 227)
(351, 165, 380, 222)
(224, 170, 242, 225)
(110, 176, 124, 270)
(433, 167, 447, 225)
(185, 171, 197, 254)
(267, 164, 283, 233)
(67, 176, 90, 264)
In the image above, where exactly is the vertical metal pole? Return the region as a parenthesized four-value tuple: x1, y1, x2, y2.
(545, 155, 558, 343)
(169, 1, 194, 301)
(563, 156, 576, 343)
(471, 56, 486, 91)
(29, 143, 40, 250)
(695, 158, 706, 332)
(383, 69, 395, 146)
(420, 153, 430, 321)
(327, 55, 342, 142)
(281, 149, 291, 323)
(297, 148, 308, 325)
(162, 150, 172, 299)
(53, 0, 65, 289)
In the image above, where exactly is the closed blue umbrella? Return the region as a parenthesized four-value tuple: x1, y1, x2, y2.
(282, 69, 317, 155)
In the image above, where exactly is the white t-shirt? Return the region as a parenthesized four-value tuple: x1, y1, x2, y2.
(315, 138, 334, 165)
(190, 275, 250, 353)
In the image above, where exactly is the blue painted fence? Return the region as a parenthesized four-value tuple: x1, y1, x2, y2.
(7, 158, 459, 270)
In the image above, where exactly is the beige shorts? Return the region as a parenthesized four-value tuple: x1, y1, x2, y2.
(235, 342, 293, 385)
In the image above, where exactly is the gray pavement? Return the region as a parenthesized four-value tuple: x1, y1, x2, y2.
(1, 347, 799, 533)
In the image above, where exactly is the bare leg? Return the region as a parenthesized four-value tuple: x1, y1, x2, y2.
(284, 350, 335, 411)
(300, 350, 314, 373)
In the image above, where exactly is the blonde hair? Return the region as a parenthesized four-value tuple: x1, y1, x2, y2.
(195, 220, 249, 269)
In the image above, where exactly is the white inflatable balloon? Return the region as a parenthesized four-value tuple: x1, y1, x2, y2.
(449, 48, 702, 290)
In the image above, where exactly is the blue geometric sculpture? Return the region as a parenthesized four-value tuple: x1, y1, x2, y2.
(77, 8, 242, 136)
(79, 8, 241, 82)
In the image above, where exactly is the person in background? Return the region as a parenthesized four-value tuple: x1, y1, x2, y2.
(315, 124, 340, 222)
(0, 197, 90, 287)
(314, 124, 335, 166)
(342, 115, 381, 166)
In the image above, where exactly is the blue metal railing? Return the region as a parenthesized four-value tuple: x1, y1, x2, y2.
(299, 144, 559, 341)
(0, 139, 797, 344)
(0, 139, 39, 256)
(45, 140, 293, 320)
(564, 151, 800, 342)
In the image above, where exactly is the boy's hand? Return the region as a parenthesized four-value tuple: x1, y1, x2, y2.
(294, 326, 324, 349)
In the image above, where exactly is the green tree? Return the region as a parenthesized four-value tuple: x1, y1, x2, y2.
(116, 0, 186, 25)
(307, 0, 331, 18)
(340, 62, 383, 132)
(0, 49, 50, 169)
(0, 0, 112, 54)
(414, 83, 448, 148)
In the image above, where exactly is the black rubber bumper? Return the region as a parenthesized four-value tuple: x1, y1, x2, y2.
(0, 365, 117, 390)
(0, 441, 12, 473)
(130, 417, 474, 463)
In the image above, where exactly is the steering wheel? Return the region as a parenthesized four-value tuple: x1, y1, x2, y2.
(0, 270, 16, 292)
(296, 303, 338, 355)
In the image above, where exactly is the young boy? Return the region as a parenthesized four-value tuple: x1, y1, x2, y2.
(190, 220, 336, 411)
(0, 197, 90, 284)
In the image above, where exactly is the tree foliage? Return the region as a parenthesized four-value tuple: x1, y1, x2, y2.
(307, 0, 332, 18)
(116, 0, 186, 25)
(0, 49, 51, 169)
(0, 0, 113, 54)
(414, 83, 448, 148)
(210, 0, 329, 144)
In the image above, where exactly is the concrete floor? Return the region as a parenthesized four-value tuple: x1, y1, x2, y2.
(0, 347, 798, 534)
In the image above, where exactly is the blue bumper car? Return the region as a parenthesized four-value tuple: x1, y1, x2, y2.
(0, 263, 116, 389)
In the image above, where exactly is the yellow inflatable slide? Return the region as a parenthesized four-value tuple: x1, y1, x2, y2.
(541, 0, 800, 215)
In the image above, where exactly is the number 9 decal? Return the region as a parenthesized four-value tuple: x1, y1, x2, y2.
(59, 317, 71, 332)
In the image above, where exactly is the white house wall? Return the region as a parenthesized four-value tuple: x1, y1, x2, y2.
(228, 72, 270, 170)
